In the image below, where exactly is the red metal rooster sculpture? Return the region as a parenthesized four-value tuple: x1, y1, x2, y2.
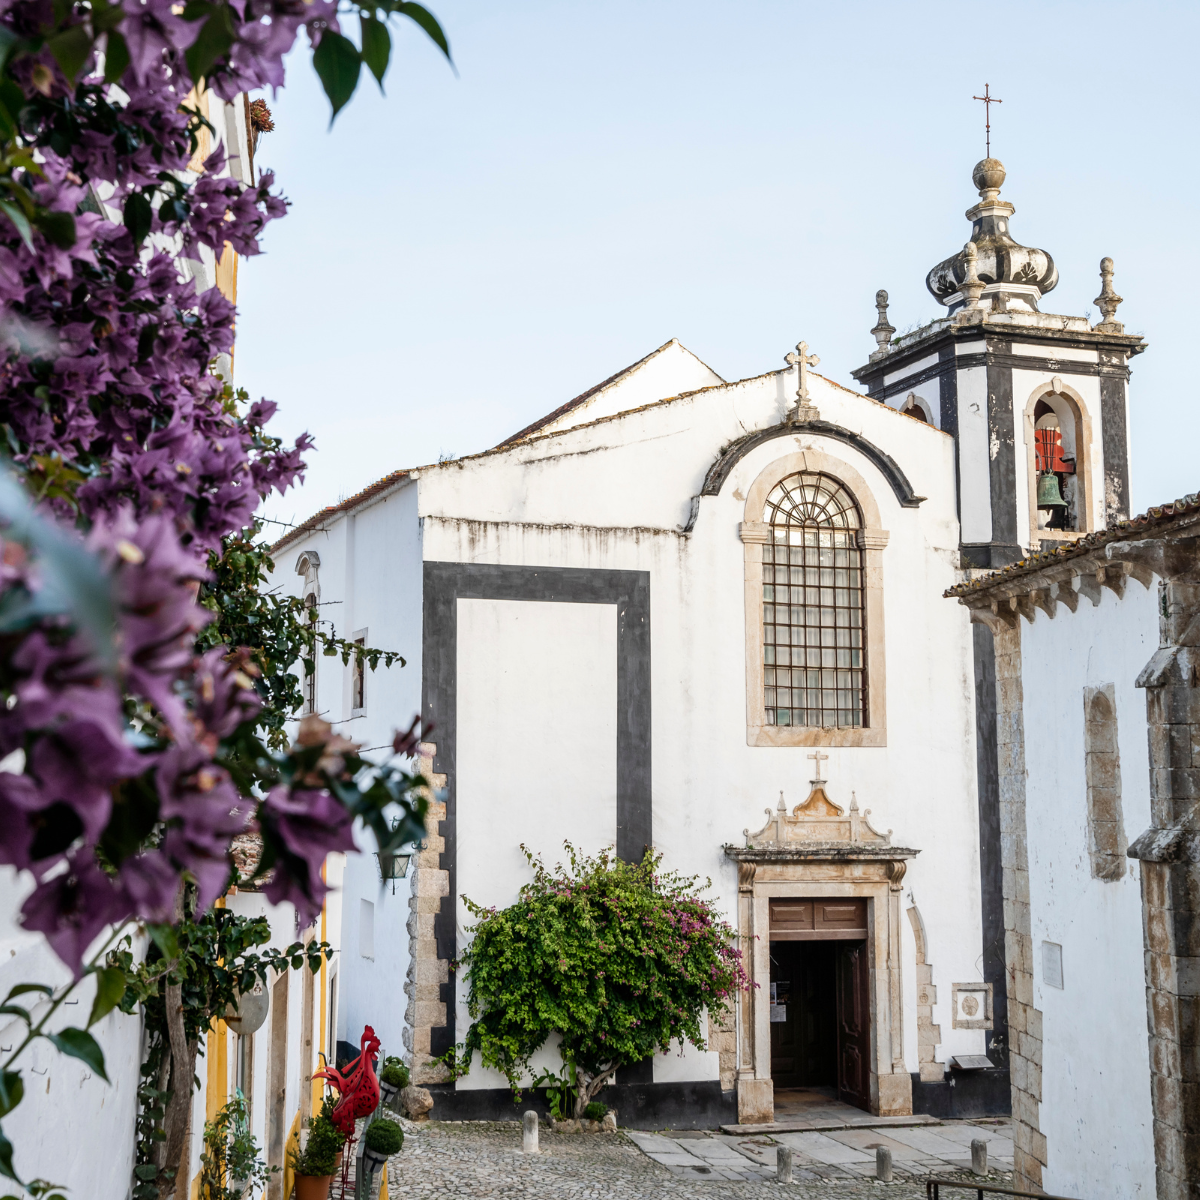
(314, 1024, 382, 1137)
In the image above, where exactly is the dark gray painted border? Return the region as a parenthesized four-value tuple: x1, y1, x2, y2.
(911, 1068, 1011, 1120)
(864, 352, 1132, 404)
(421, 562, 652, 1061)
(424, 1080, 737, 1130)
(700, 421, 925, 508)
(1100, 366, 1131, 524)
(972, 624, 1009, 1067)
(986, 339, 1019, 551)
(938, 345, 960, 524)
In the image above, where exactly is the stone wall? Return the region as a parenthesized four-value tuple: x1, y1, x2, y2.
(1130, 576, 1200, 1200)
(906, 906, 943, 1083)
(404, 741, 451, 1085)
(707, 1006, 737, 1094)
(989, 617, 1047, 1190)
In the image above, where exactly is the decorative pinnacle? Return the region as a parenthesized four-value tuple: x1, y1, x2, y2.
(870, 289, 895, 357)
(1093, 256, 1124, 332)
(960, 242, 986, 310)
(784, 340, 820, 423)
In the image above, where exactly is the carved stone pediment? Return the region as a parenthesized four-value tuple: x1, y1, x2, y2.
(744, 785, 892, 849)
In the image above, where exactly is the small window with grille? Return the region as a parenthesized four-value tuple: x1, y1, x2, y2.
(352, 637, 366, 711)
(302, 592, 318, 715)
(762, 472, 866, 728)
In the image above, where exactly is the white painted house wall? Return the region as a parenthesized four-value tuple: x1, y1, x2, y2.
(1019, 580, 1157, 1198)
(0, 869, 142, 1197)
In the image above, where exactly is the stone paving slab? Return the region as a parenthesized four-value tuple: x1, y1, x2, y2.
(386, 1118, 1013, 1198)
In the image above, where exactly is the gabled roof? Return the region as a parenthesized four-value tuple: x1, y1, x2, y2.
(496, 338, 724, 446)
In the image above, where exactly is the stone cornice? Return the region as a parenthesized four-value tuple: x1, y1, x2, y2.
(946, 499, 1200, 627)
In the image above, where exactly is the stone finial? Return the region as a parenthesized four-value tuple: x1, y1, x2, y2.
(960, 242, 985, 310)
(870, 289, 895, 359)
(784, 340, 820, 423)
(1093, 256, 1124, 333)
(972, 157, 1006, 202)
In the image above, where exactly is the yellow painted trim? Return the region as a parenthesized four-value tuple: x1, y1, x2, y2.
(378, 1164, 388, 1198)
(313, 862, 328, 1115)
(281, 1110, 301, 1199)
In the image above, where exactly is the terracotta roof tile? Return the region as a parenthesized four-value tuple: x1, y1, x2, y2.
(945, 491, 1200, 598)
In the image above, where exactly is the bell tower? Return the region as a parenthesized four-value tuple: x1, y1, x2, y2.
(852, 158, 1146, 568)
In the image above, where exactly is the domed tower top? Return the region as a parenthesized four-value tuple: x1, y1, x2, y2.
(925, 159, 1058, 314)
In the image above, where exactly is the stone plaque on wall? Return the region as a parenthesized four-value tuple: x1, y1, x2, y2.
(951, 981, 993, 1030)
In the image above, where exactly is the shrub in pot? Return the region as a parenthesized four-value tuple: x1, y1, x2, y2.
(379, 1056, 410, 1107)
(288, 1117, 342, 1200)
(362, 1118, 404, 1177)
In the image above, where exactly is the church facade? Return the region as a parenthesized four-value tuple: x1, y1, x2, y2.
(272, 158, 1148, 1146)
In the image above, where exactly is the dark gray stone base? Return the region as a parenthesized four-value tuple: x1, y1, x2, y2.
(425, 1080, 737, 1130)
(910, 1068, 1011, 1119)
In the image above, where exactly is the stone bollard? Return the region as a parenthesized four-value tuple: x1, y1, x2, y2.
(876, 1147, 893, 1182)
(523, 1110, 539, 1155)
(971, 1138, 987, 1175)
(776, 1146, 793, 1183)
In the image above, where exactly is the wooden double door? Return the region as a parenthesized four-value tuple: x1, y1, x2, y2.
(768, 899, 871, 1110)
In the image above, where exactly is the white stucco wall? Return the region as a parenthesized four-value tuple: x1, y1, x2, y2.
(1019, 579, 1157, 1198)
(0, 870, 142, 1197)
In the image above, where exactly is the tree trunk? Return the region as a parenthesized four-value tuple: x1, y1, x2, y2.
(157, 978, 198, 1200)
(572, 1062, 619, 1119)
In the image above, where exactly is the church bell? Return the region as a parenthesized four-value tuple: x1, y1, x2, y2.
(1036, 470, 1067, 510)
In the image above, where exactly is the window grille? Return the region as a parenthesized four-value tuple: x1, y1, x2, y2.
(352, 637, 365, 710)
(762, 472, 866, 728)
(303, 593, 317, 715)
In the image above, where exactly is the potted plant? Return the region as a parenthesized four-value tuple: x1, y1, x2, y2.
(378, 1056, 410, 1109)
(361, 1118, 404, 1179)
(316, 1095, 347, 1169)
(288, 1118, 342, 1200)
(199, 1093, 276, 1199)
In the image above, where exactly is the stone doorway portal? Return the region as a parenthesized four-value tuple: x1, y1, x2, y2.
(726, 782, 918, 1126)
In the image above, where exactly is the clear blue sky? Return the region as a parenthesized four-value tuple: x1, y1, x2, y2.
(236, 0, 1199, 529)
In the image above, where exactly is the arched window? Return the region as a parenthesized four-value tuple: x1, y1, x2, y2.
(762, 472, 867, 728)
(1033, 399, 1076, 532)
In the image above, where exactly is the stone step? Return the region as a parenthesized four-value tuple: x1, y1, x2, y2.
(721, 1113, 944, 1135)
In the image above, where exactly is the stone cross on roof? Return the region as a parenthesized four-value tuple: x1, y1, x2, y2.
(785, 341, 820, 423)
(808, 749, 828, 784)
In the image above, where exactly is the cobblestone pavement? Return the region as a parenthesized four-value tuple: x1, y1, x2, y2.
(385, 1119, 1015, 1199)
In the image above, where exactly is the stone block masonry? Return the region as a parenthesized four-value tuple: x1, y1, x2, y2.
(989, 619, 1046, 1192)
(1130, 577, 1200, 1200)
(404, 742, 451, 1085)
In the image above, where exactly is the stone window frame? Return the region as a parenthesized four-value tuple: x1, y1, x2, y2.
(741, 448, 888, 747)
(1021, 379, 1096, 549)
(295, 550, 321, 716)
(348, 627, 368, 716)
(1083, 683, 1127, 880)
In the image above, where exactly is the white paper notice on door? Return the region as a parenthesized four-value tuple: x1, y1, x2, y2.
(769, 1004, 787, 1023)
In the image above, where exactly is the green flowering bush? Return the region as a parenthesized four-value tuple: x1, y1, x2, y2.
(453, 844, 750, 1118)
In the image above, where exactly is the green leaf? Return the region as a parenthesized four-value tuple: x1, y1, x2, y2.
(147, 923, 180, 961)
(133, 1164, 158, 1181)
(184, 4, 236, 84)
(87, 966, 126, 1028)
(32, 210, 75, 250)
(312, 31, 362, 121)
(4, 984, 52, 1003)
(0, 1073, 22, 1120)
(123, 192, 152, 245)
(46, 23, 94, 83)
(103, 30, 130, 83)
(0, 1124, 17, 1182)
(0, 200, 32, 251)
(360, 15, 391, 88)
(0, 1008, 29, 1024)
(395, 2, 452, 63)
(0, 26, 21, 75)
(48, 1028, 108, 1081)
